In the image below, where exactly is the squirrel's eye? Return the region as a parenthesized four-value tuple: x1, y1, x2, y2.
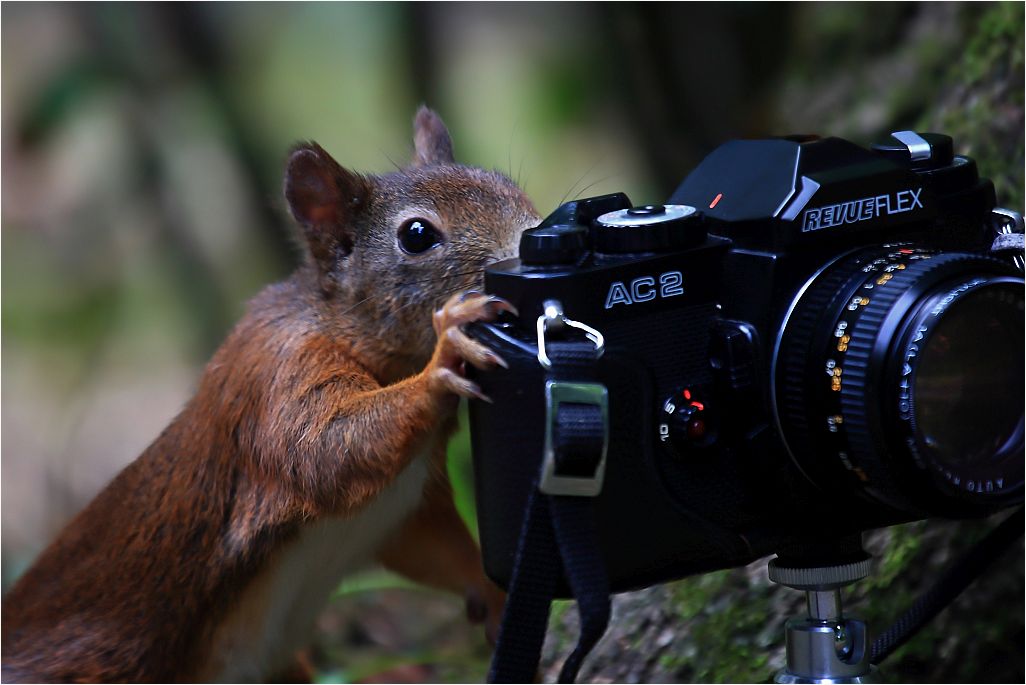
(397, 218, 443, 255)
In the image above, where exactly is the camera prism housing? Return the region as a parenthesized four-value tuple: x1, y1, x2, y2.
(467, 131, 1024, 594)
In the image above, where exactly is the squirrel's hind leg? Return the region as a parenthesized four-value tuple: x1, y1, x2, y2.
(376, 444, 505, 644)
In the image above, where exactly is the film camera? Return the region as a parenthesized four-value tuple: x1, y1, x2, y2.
(467, 131, 1024, 595)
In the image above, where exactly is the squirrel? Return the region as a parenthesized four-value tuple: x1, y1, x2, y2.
(2, 107, 540, 682)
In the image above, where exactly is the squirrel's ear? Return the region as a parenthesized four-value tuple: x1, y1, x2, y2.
(285, 142, 369, 265)
(411, 106, 455, 167)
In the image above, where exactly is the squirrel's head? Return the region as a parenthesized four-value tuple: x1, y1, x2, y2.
(284, 107, 539, 372)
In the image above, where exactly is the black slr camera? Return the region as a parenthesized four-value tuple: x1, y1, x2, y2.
(468, 131, 1024, 593)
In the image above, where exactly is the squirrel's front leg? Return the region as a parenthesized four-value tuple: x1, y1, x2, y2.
(387, 292, 511, 640)
(260, 292, 515, 516)
(365, 292, 510, 640)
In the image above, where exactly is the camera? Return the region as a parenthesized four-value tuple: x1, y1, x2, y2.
(467, 131, 1024, 593)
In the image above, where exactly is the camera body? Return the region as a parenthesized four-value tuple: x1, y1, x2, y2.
(467, 132, 1024, 593)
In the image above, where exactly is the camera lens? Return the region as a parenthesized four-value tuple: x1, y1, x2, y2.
(911, 284, 1023, 473)
(774, 247, 1024, 516)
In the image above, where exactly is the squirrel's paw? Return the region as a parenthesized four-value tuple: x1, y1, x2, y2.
(465, 582, 507, 646)
(427, 293, 516, 401)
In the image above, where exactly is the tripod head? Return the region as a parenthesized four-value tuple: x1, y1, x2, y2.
(769, 555, 876, 683)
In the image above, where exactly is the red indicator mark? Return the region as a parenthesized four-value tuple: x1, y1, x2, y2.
(899, 249, 914, 254)
(690, 401, 705, 411)
(683, 388, 692, 400)
(709, 193, 723, 209)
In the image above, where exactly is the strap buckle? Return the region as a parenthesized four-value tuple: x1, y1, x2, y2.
(540, 380, 609, 497)
(536, 300, 604, 370)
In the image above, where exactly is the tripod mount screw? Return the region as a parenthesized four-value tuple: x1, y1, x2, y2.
(768, 558, 872, 590)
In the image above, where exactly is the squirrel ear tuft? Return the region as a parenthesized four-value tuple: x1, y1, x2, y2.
(284, 142, 369, 267)
(412, 106, 455, 167)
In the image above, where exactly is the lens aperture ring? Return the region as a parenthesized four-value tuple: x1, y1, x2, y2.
(838, 252, 950, 510)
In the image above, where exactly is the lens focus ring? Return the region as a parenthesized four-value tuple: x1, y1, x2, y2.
(776, 257, 858, 470)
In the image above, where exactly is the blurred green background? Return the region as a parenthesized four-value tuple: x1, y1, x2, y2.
(2, 3, 1022, 683)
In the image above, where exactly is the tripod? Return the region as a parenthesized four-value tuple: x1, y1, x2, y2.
(769, 554, 877, 683)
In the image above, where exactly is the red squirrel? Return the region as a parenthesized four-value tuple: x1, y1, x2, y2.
(2, 107, 540, 682)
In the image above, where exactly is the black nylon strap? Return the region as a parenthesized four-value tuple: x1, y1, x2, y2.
(488, 340, 611, 684)
(554, 403, 606, 476)
(549, 495, 611, 682)
(488, 484, 560, 683)
(870, 507, 1023, 665)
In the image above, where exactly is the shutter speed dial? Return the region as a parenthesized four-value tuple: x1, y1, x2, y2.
(594, 204, 705, 253)
(659, 386, 715, 452)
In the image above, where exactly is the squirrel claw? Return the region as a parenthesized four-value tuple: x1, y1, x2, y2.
(445, 327, 508, 371)
(486, 295, 518, 318)
(431, 368, 492, 403)
(433, 292, 505, 332)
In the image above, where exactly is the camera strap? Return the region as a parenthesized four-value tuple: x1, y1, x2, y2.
(488, 339, 611, 684)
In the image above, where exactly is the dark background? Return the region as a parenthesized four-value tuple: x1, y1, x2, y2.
(3, 3, 1022, 682)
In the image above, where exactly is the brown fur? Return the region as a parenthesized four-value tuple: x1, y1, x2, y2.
(2, 107, 538, 682)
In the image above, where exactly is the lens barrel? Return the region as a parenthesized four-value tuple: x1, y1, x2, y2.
(775, 247, 1024, 516)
